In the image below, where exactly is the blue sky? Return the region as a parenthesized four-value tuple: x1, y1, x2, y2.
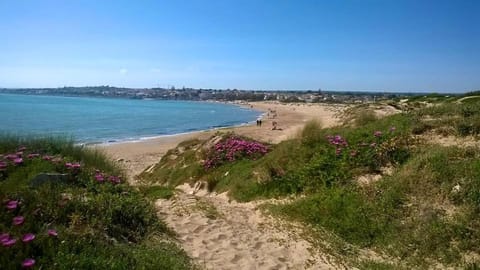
(0, 0, 479, 92)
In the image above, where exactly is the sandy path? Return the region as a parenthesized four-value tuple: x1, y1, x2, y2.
(156, 184, 340, 270)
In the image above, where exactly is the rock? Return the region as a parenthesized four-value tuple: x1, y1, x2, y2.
(145, 164, 156, 173)
(30, 173, 69, 187)
(193, 181, 209, 196)
(452, 184, 461, 193)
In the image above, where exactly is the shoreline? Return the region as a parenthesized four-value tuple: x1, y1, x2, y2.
(95, 120, 258, 146)
(99, 101, 346, 182)
(85, 100, 264, 146)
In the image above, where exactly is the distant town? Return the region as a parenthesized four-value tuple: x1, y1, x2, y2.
(0, 86, 464, 104)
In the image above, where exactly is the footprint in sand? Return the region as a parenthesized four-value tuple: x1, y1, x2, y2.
(230, 254, 243, 264)
(253, 242, 263, 249)
(193, 225, 205, 234)
(216, 233, 227, 241)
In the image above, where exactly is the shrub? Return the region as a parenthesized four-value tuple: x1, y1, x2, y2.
(301, 120, 323, 146)
(354, 110, 378, 126)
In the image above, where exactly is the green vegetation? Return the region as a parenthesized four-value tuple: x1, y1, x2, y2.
(0, 137, 193, 269)
(138, 138, 204, 188)
(413, 99, 480, 137)
(139, 185, 175, 200)
(140, 98, 480, 268)
(193, 200, 222, 220)
(272, 146, 480, 266)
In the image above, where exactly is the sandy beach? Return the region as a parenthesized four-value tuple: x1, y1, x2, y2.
(99, 101, 346, 181)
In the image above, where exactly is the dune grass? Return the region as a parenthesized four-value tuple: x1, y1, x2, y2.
(139, 185, 175, 200)
(0, 137, 193, 269)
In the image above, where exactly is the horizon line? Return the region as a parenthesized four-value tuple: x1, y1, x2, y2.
(0, 85, 476, 95)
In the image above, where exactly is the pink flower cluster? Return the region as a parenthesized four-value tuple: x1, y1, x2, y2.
(0, 147, 29, 167)
(65, 162, 81, 169)
(2, 198, 58, 269)
(326, 135, 348, 147)
(0, 146, 84, 174)
(94, 170, 122, 185)
(204, 137, 268, 169)
(327, 135, 348, 156)
(327, 127, 396, 157)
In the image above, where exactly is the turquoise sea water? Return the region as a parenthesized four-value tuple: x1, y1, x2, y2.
(0, 94, 261, 143)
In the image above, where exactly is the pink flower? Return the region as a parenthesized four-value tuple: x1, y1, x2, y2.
(27, 153, 40, 159)
(95, 173, 104, 182)
(390, 126, 396, 132)
(13, 216, 25, 226)
(374, 131, 382, 137)
(42, 155, 53, 161)
(65, 162, 72, 168)
(22, 233, 35, 243)
(22, 258, 35, 268)
(0, 233, 10, 242)
(13, 158, 23, 165)
(109, 176, 121, 184)
(71, 163, 81, 169)
(2, 238, 16, 247)
(6, 200, 18, 210)
(1, 233, 17, 247)
(0, 161, 7, 170)
(17, 146, 27, 152)
(6, 154, 18, 160)
(47, 229, 58, 237)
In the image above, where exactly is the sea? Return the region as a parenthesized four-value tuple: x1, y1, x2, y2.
(0, 93, 261, 144)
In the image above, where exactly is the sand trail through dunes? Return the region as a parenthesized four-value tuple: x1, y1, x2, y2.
(155, 184, 340, 270)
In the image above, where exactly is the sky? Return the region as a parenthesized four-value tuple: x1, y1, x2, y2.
(0, 0, 479, 92)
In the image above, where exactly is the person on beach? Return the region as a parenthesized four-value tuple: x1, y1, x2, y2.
(272, 121, 278, 130)
(256, 118, 262, 126)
